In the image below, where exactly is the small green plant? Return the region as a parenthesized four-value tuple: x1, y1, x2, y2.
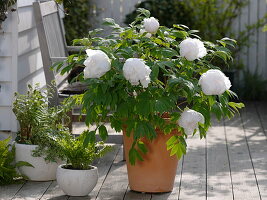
(58, 131, 112, 170)
(239, 69, 267, 101)
(12, 84, 73, 162)
(0, 137, 32, 185)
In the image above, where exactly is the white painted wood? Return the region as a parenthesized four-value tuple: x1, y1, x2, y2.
(0, 33, 13, 57)
(18, 28, 40, 56)
(257, 0, 267, 77)
(0, 83, 13, 106)
(40, 1, 58, 16)
(178, 136, 206, 200)
(241, 102, 267, 200)
(224, 116, 261, 200)
(18, 68, 46, 94)
(248, 0, 258, 74)
(18, 6, 36, 32)
(0, 57, 12, 81)
(207, 119, 233, 200)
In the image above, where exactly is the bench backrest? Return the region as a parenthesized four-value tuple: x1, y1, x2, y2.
(33, 1, 68, 106)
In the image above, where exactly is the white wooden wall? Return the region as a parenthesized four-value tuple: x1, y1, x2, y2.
(90, 0, 267, 78)
(237, 0, 267, 77)
(0, 8, 18, 132)
(17, 0, 46, 94)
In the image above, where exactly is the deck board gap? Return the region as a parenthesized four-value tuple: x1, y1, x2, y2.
(240, 108, 263, 200)
(223, 118, 235, 200)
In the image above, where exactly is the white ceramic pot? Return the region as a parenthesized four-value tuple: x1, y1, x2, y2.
(56, 164, 98, 196)
(15, 143, 60, 181)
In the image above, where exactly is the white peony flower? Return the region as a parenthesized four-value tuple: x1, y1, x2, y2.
(178, 109, 205, 135)
(199, 69, 231, 95)
(83, 49, 111, 79)
(143, 17, 160, 34)
(123, 58, 151, 88)
(140, 29, 152, 38)
(179, 38, 207, 61)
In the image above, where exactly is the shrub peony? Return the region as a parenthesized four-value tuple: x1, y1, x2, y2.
(143, 17, 160, 34)
(178, 109, 205, 135)
(83, 49, 111, 79)
(179, 38, 207, 61)
(123, 58, 151, 88)
(199, 69, 231, 95)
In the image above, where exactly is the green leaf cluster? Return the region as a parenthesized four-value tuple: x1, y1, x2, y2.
(56, 9, 244, 164)
(12, 84, 73, 162)
(57, 131, 112, 170)
(0, 137, 32, 185)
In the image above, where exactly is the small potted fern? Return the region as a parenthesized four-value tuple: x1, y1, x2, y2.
(56, 131, 112, 196)
(13, 84, 72, 181)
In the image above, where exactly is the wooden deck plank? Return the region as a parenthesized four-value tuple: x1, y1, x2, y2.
(241, 102, 267, 199)
(255, 101, 267, 136)
(224, 115, 260, 200)
(178, 136, 206, 200)
(96, 146, 128, 200)
(39, 181, 67, 200)
(151, 157, 183, 200)
(0, 183, 24, 200)
(207, 119, 233, 200)
(12, 181, 52, 200)
(124, 186, 151, 200)
(68, 144, 121, 200)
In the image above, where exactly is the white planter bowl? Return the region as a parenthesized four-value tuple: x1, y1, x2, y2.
(56, 164, 98, 196)
(15, 143, 60, 181)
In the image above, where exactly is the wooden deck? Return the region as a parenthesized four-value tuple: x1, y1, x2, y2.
(1, 102, 267, 200)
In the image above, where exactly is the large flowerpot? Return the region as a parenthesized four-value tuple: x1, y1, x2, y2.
(123, 128, 180, 193)
(15, 143, 60, 181)
(56, 164, 98, 196)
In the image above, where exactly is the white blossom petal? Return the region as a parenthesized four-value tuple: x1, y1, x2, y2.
(199, 69, 231, 95)
(179, 38, 207, 61)
(123, 58, 151, 88)
(143, 17, 160, 34)
(83, 49, 111, 79)
(140, 29, 152, 38)
(178, 109, 205, 135)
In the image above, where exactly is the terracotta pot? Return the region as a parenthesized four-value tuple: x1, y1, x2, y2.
(123, 128, 180, 193)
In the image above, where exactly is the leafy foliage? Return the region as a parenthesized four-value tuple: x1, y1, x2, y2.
(125, 0, 266, 70)
(0, 0, 16, 29)
(58, 131, 112, 170)
(238, 69, 267, 100)
(55, 9, 244, 165)
(12, 84, 73, 162)
(54, 0, 91, 45)
(0, 137, 32, 185)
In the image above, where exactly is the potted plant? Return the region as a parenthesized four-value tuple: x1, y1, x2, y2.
(12, 84, 72, 181)
(55, 9, 244, 192)
(56, 131, 112, 196)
